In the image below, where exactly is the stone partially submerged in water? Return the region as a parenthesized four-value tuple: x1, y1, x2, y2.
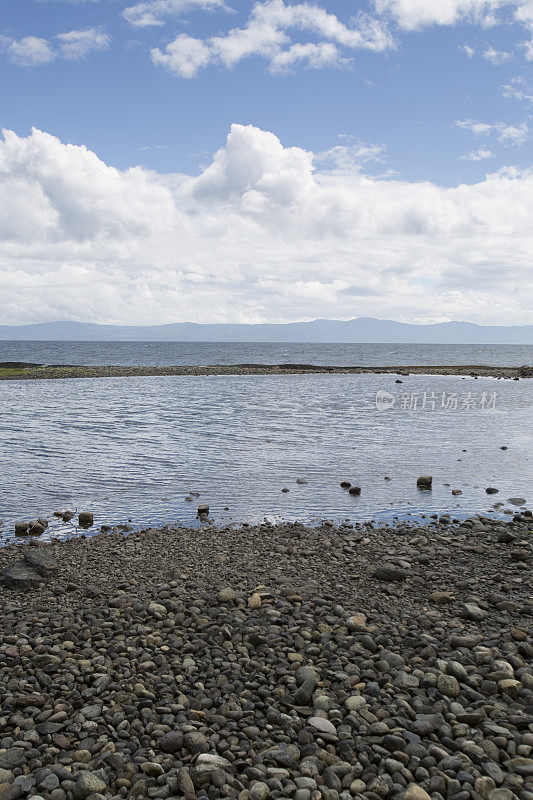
(417, 476, 432, 488)
(14, 521, 29, 535)
(14, 519, 46, 536)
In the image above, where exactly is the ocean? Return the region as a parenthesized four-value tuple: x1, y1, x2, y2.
(1, 340, 532, 367)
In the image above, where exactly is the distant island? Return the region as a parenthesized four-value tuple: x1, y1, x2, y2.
(0, 317, 532, 344)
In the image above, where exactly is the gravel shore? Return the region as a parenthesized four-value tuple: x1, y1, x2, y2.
(0, 364, 532, 381)
(0, 515, 532, 800)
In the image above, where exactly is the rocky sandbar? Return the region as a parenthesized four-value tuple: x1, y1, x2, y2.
(0, 363, 532, 381)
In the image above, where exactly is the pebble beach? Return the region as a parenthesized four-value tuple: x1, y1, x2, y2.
(0, 514, 532, 800)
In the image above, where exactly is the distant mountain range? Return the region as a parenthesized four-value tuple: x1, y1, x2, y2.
(0, 318, 532, 344)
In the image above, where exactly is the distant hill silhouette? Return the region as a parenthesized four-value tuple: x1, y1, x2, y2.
(0, 318, 531, 344)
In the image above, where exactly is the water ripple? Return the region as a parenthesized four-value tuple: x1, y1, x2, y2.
(0, 372, 531, 545)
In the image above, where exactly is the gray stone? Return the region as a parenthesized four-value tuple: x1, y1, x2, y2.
(437, 674, 460, 697)
(24, 549, 58, 577)
(394, 672, 419, 690)
(404, 787, 431, 800)
(372, 566, 407, 582)
(38, 774, 59, 791)
(74, 772, 107, 799)
(0, 562, 43, 590)
(0, 751, 26, 770)
(294, 679, 316, 705)
(308, 717, 337, 736)
(487, 791, 514, 800)
(250, 782, 270, 800)
(461, 603, 486, 621)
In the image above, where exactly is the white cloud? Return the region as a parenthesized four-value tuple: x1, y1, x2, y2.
(0, 124, 532, 326)
(374, 1, 533, 58)
(1, 28, 110, 66)
(514, 0, 533, 57)
(456, 118, 529, 144)
(459, 43, 476, 56)
(123, 0, 231, 27)
(502, 75, 533, 100)
(251, 1, 394, 52)
(460, 147, 495, 159)
(4, 36, 55, 67)
(151, 0, 394, 77)
(56, 28, 111, 59)
(483, 44, 512, 62)
(456, 119, 494, 135)
(374, 0, 507, 30)
(269, 41, 349, 72)
(497, 120, 528, 142)
(315, 139, 387, 173)
(152, 33, 212, 76)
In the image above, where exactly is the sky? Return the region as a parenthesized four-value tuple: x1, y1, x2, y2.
(0, 0, 532, 326)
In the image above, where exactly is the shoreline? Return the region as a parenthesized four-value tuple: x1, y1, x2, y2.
(0, 516, 531, 800)
(0, 362, 532, 380)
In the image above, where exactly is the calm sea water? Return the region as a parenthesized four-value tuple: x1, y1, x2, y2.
(0, 371, 531, 545)
(1, 340, 532, 367)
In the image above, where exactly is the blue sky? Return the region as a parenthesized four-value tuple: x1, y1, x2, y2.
(2, 0, 531, 182)
(0, 0, 532, 325)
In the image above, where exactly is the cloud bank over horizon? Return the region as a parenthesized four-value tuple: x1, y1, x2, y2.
(0, 124, 532, 327)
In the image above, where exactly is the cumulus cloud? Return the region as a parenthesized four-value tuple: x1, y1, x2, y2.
(151, 33, 211, 77)
(151, 0, 394, 77)
(456, 118, 529, 144)
(1, 28, 110, 66)
(269, 41, 348, 73)
(374, 0, 507, 30)
(123, 0, 231, 28)
(374, 0, 533, 58)
(3, 36, 55, 67)
(0, 124, 532, 326)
